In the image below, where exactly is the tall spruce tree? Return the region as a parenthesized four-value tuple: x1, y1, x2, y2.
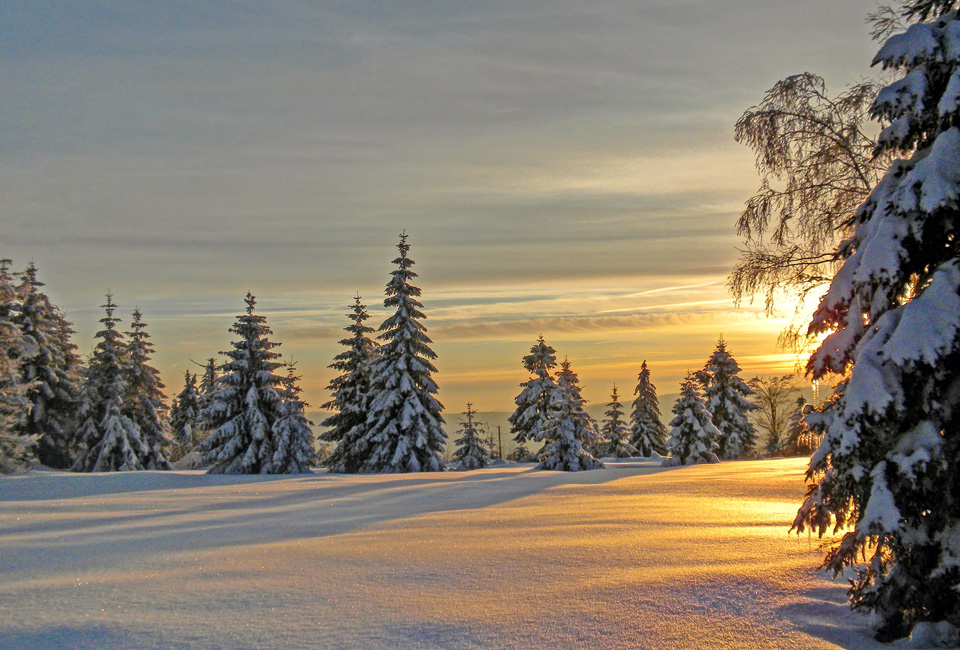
(355, 233, 446, 473)
(321, 295, 378, 473)
(168, 371, 201, 455)
(196, 357, 217, 440)
(10, 263, 80, 468)
(0, 260, 36, 473)
(600, 385, 638, 458)
(197, 293, 287, 474)
(269, 364, 317, 473)
(793, 2, 960, 638)
(72, 295, 148, 472)
(509, 335, 559, 447)
(123, 308, 171, 470)
(629, 360, 668, 456)
(663, 373, 720, 467)
(452, 402, 491, 470)
(538, 358, 603, 471)
(698, 337, 757, 459)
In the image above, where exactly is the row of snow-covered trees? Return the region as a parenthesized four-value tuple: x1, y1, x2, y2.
(0, 258, 184, 472)
(0, 256, 317, 474)
(506, 336, 668, 470)
(0, 248, 790, 476)
(664, 336, 758, 466)
(502, 332, 779, 471)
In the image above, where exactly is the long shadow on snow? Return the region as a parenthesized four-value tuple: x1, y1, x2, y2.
(0, 461, 672, 579)
(776, 582, 883, 650)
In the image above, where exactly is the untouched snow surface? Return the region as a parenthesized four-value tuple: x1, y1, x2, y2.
(0, 459, 904, 649)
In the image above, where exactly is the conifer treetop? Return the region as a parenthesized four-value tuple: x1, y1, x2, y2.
(355, 233, 446, 473)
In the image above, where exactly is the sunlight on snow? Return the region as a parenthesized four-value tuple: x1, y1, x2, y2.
(0, 459, 877, 650)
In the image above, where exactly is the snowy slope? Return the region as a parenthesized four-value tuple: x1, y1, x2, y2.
(0, 459, 901, 649)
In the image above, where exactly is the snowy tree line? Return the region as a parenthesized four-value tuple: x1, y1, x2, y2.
(1, 244, 814, 476)
(0, 261, 317, 474)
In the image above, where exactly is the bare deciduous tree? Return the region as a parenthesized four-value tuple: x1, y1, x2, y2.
(731, 73, 889, 347)
(748, 374, 802, 455)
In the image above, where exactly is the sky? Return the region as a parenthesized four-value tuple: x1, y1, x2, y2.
(1, 0, 883, 418)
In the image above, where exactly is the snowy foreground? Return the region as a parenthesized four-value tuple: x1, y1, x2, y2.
(0, 459, 907, 650)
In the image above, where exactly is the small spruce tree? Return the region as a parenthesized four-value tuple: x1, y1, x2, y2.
(698, 337, 757, 459)
(782, 397, 819, 457)
(72, 295, 148, 472)
(123, 308, 172, 470)
(509, 335, 559, 447)
(600, 385, 638, 458)
(196, 357, 218, 441)
(355, 233, 446, 473)
(197, 293, 287, 474)
(538, 358, 603, 471)
(629, 360, 668, 456)
(663, 373, 720, 467)
(269, 364, 317, 473)
(508, 442, 533, 462)
(168, 371, 201, 456)
(321, 295, 378, 473)
(452, 403, 491, 470)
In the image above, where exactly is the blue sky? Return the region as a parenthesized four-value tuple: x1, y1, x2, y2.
(1, 0, 882, 411)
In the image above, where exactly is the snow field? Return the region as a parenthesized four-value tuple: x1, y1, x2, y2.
(0, 459, 901, 649)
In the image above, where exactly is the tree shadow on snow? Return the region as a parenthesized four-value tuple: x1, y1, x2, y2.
(0, 624, 183, 650)
(0, 459, 673, 577)
(776, 582, 884, 650)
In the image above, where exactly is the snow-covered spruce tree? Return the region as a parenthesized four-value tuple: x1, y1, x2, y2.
(0, 260, 36, 473)
(72, 295, 148, 472)
(452, 402, 491, 470)
(168, 371, 200, 456)
(269, 364, 317, 473)
(123, 308, 171, 470)
(197, 293, 287, 474)
(195, 357, 217, 441)
(783, 397, 819, 457)
(663, 373, 720, 467)
(508, 442, 533, 462)
(538, 358, 603, 471)
(599, 385, 638, 458)
(354, 233, 446, 473)
(11, 263, 81, 468)
(629, 360, 668, 456)
(793, 2, 960, 638)
(509, 334, 559, 448)
(320, 294, 378, 473)
(698, 337, 757, 459)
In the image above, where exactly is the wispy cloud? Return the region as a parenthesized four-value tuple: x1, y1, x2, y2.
(432, 309, 762, 341)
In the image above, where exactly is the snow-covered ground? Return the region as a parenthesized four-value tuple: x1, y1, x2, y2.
(0, 459, 904, 649)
